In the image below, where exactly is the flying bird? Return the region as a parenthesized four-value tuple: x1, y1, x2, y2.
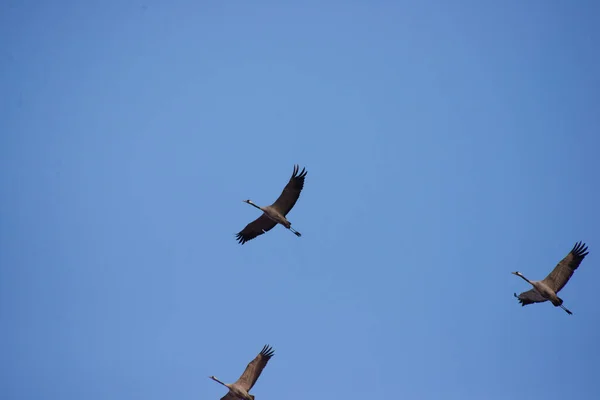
(236, 164, 307, 244)
(209, 344, 275, 400)
(512, 241, 589, 315)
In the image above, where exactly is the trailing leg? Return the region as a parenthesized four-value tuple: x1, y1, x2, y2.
(559, 304, 572, 315)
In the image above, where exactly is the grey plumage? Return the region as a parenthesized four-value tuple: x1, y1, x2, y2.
(513, 241, 589, 315)
(236, 165, 307, 244)
(209, 345, 275, 400)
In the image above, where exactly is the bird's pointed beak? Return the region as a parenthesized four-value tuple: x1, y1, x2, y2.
(511, 271, 518, 275)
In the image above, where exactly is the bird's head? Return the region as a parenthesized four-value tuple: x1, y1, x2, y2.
(243, 199, 253, 204)
(511, 271, 522, 276)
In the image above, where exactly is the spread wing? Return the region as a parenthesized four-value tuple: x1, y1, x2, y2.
(514, 289, 547, 306)
(236, 214, 277, 245)
(220, 393, 237, 400)
(542, 241, 589, 293)
(234, 345, 275, 391)
(270, 165, 307, 216)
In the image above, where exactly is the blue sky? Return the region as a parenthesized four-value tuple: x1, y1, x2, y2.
(1, 1, 599, 399)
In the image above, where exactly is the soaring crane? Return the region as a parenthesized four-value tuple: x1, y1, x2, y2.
(512, 241, 589, 315)
(209, 345, 275, 400)
(236, 164, 307, 244)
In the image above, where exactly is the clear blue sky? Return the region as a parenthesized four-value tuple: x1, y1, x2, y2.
(1, 1, 599, 399)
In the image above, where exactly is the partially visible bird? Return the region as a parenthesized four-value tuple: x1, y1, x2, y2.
(512, 241, 589, 315)
(236, 164, 307, 245)
(209, 345, 275, 400)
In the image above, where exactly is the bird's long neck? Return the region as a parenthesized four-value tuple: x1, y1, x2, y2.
(247, 201, 262, 211)
(516, 273, 532, 285)
(211, 377, 227, 387)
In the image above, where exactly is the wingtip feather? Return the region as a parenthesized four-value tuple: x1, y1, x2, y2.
(570, 241, 589, 260)
(260, 344, 275, 358)
(290, 164, 307, 179)
(513, 292, 527, 306)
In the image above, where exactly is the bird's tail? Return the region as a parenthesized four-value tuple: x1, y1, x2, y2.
(553, 296, 564, 306)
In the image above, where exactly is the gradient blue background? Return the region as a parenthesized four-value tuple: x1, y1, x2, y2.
(1, 1, 599, 399)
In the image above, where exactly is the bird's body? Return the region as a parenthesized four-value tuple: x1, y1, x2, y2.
(251, 204, 292, 229)
(220, 383, 253, 400)
(209, 345, 275, 400)
(236, 165, 307, 244)
(512, 241, 589, 315)
(520, 278, 563, 307)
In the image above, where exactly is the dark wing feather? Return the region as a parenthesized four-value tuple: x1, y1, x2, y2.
(220, 393, 237, 400)
(543, 241, 589, 293)
(270, 164, 307, 216)
(236, 214, 277, 245)
(234, 345, 275, 391)
(514, 289, 547, 306)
